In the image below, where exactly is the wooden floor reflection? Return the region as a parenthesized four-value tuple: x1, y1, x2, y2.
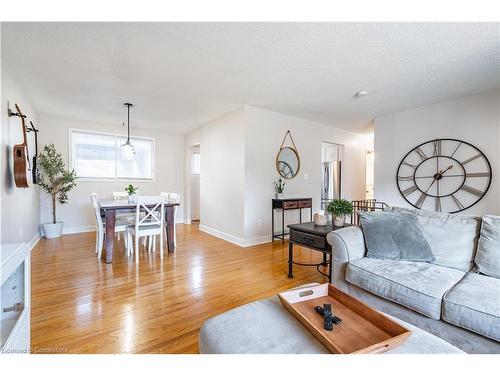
(31, 224, 328, 353)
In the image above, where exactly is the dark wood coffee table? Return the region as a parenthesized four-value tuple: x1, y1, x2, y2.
(287, 222, 355, 282)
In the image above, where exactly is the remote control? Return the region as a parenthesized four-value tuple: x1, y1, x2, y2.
(323, 304, 333, 330)
(314, 305, 342, 325)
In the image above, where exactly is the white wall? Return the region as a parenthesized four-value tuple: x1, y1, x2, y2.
(244, 106, 367, 244)
(184, 108, 246, 242)
(1, 67, 41, 244)
(374, 90, 500, 215)
(38, 114, 185, 233)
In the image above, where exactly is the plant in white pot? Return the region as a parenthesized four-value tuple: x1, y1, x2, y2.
(125, 184, 139, 203)
(325, 199, 353, 227)
(274, 177, 286, 199)
(39, 144, 77, 238)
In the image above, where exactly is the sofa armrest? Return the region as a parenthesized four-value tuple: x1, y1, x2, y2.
(326, 226, 366, 291)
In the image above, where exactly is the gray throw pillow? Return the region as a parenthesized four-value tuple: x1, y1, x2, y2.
(359, 211, 435, 262)
(475, 215, 500, 279)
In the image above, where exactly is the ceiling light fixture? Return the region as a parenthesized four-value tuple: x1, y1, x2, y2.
(122, 102, 135, 160)
(354, 90, 368, 98)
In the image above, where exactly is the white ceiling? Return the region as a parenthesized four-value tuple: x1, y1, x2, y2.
(2, 22, 499, 133)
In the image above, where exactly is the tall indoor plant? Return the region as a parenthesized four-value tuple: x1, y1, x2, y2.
(39, 144, 77, 238)
(325, 199, 353, 227)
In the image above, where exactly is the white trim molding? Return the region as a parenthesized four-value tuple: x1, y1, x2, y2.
(198, 225, 270, 248)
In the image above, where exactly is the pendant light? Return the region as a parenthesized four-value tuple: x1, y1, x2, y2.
(122, 102, 135, 160)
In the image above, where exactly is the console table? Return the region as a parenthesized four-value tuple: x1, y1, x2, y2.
(287, 222, 354, 282)
(272, 198, 312, 243)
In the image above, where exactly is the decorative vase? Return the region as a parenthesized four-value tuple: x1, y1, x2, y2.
(276, 193, 284, 199)
(128, 194, 136, 204)
(333, 214, 346, 227)
(42, 222, 64, 239)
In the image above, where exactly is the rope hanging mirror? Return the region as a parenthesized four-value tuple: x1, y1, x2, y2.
(276, 130, 300, 179)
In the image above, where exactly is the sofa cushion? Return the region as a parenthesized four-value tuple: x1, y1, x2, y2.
(443, 273, 500, 341)
(475, 215, 500, 278)
(359, 211, 435, 262)
(386, 207, 481, 272)
(346, 258, 465, 319)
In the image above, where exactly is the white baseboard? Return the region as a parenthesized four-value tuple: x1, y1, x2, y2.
(62, 225, 96, 235)
(27, 232, 41, 251)
(198, 225, 270, 248)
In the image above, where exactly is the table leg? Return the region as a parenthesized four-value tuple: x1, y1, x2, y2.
(288, 242, 294, 278)
(322, 252, 327, 266)
(310, 207, 312, 222)
(271, 208, 274, 242)
(165, 206, 176, 253)
(105, 209, 115, 264)
(282, 209, 285, 244)
(299, 208, 302, 223)
(328, 252, 333, 283)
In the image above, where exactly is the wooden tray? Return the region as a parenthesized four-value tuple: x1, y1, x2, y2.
(278, 284, 411, 354)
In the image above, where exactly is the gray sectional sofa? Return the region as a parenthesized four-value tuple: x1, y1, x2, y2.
(326, 207, 500, 354)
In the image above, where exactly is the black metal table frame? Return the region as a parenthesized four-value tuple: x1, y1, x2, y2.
(288, 245, 332, 282)
(272, 199, 313, 244)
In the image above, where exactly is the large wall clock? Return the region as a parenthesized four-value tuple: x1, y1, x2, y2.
(396, 139, 492, 213)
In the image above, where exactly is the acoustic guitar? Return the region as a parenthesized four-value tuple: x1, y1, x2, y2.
(11, 104, 30, 188)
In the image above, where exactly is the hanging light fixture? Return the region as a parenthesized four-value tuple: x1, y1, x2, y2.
(122, 102, 135, 160)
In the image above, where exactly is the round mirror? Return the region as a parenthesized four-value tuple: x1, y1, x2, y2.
(276, 147, 300, 179)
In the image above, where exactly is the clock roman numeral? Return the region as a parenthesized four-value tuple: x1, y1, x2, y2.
(450, 142, 462, 158)
(451, 194, 464, 210)
(402, 185, 418, 196)
(415, 147, 427, 160)
(398, 175, 414, 181)
(415, 193, 427, 208)
(432, 140, 441, 156)
(402, 161, 417, 169)
(435, 197, 441, 212)
(462, 154, 481, 165)
(466, 172, 490, 178)
(461, 185, 484, 197)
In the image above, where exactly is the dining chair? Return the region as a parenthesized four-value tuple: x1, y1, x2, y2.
(160, 192, 180, 247)
(126, 196, 165, 262)
(90, 193, 129, 259)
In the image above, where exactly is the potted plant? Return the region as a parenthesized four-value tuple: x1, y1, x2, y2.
(274, 178, 286, 199)
(38, 144, 77, 238)
(125, 184, 139, 203)
(325, 199, 353, 227)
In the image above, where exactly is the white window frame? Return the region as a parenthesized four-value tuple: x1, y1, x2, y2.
(68, 128, 156, 182)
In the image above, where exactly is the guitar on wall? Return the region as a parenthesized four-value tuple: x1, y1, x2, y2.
(9, 104, 30, 188)
(27, 120, 41, 184)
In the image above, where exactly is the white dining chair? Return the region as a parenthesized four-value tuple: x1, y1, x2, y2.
(160, 192, 180, 247)
(126, 196, 165, 262)
(90, 193, 129, 259)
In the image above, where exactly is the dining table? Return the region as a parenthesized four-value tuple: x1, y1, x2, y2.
(98, 199, 180, 264)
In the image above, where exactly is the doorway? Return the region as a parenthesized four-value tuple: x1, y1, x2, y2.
(190, 145, 200, 222)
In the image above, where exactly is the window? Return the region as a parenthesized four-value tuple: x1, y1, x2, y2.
(192, 152, 200, 175)
(70, 129, 154, 180)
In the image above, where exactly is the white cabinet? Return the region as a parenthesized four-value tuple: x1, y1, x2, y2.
(1, 243, 31, 354)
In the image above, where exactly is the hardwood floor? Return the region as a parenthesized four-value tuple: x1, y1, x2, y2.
(31, 224, 329, 353)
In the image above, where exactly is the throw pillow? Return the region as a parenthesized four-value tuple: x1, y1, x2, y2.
(475, 215, 500, 279)
(359, 211, 435, 262)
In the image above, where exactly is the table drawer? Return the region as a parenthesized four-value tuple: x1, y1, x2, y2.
(282, 201, 299, 209)
(290, 231, 326, 249)
(298, 200, 311, 208)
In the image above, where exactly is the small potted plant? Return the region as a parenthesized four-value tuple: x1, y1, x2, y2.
(274, 177, 286, 199)
(325, 199, 353, 227)
(38, 144, 77, 238)
(125, 184, 139, 203)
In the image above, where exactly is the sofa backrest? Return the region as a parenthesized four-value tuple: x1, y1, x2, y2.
(385, 207, 481, 272)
